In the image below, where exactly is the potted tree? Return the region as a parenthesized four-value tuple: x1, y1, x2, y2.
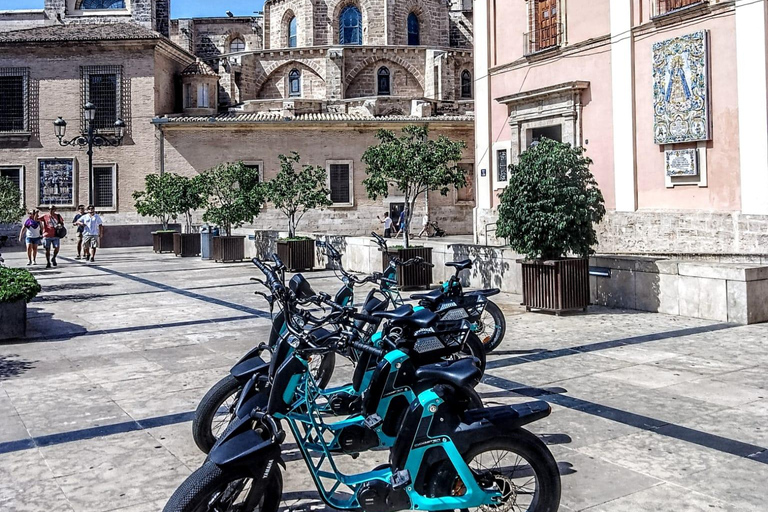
(496, 138, 605, 314)
(132, 173, 180, 253)
(362, 125, 467, 288)
(170, 174, 206, 257)
(262, 153, 332, 271)
(0, 267, 41, 340)
(198, 162, 263, 263)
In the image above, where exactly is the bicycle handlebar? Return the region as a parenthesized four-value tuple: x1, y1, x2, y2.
(349, 340, 385, 359)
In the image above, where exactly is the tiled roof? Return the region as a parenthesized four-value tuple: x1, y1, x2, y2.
(0, 23, 163, 43)
(158, 112, 474, 124)
(182, 59, 218, 76)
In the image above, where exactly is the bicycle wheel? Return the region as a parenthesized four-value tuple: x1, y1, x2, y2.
(192, 374, 241, 454)
(475, 300, 506, 353)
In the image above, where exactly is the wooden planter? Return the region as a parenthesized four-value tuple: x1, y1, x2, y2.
(0, 300, 26, 340)
(173, 233, 201, 257)
(519, 258, 590, 314)
(213, 236, 246, 263)
(277, 239, 315, 271)
(383, 246, 433, 290)
(152, 231, 176, 253)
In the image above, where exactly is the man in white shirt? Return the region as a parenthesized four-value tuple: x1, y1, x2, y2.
(76, 205, 104, 263)
(377, 212, 393, 238)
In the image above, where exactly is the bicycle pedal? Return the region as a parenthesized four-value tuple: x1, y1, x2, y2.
(364, 414, 383, 429)
(390, 469, 411, 490)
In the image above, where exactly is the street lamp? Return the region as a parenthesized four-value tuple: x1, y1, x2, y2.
(54, 103, 125, 206)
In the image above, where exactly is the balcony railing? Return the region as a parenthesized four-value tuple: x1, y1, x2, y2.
(524, 23, 563, 56)
(652, 0, 708, 17)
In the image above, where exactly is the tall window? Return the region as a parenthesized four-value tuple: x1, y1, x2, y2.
(83, 66, 121, 131)
(456, 164, 474, 203)
(93, 165, 115, 209)
(377, 67, 390, 96)
(339, 5, 362, 45)
(496, 149, 508, 182)
(0, 167, 23, 201)
(329, 163, 351, 204)
(656, 0, 702, 16)
(229, 37, 246, 53)
(289, 69, 301, 97)
(288, 17, 297, 47)
(184, 83, 193, 108)
(0, 68, 28, 133)
(461, 70, 472, 98)
(407, 13, 420, 45)
(80, 0, 126, 8)
(527, 0, 561, 53)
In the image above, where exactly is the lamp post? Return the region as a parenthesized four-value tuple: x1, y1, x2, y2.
(54, 102, 125, 206)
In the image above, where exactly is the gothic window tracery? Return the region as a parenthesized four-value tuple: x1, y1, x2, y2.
(289, 69, 301, 97)
(339, 5, 362, 45)
(377, 67, 390, 95)
(407, 13, 420, 46)
(461, 70, 472, 98)
(79, 0, 126, 9)
(229, 37, 246, 53)
(288, 16, 298, 47)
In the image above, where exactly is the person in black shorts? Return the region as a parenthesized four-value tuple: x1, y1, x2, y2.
(72, 204, 86, 259)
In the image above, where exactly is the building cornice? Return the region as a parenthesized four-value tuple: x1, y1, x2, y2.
(495, 81, 589, 106)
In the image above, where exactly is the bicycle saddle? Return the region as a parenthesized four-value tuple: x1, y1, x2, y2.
(446, 259, 473, 272)
(414, 357, 481, 389)
(410, 288, 444, 303)
(374, 305, 437, 330)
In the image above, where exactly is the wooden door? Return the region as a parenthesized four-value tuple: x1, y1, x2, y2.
(535, 0, 559, 51)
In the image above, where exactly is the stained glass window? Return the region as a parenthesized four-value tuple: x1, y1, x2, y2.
(339, 6, 362, 45)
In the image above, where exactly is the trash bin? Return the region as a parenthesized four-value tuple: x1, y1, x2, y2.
(200, 225, 219, 260)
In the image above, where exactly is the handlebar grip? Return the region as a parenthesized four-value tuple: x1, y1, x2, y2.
(350, 340, 385, 359)
(251, 258, 283, 291)
(351, 311, 379, 324)
(271, 253, 285, 269)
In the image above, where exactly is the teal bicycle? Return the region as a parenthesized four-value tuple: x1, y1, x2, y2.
(164, 259, 561, 512)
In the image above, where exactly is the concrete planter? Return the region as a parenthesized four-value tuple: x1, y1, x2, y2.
(152, 231, 177, 253)
(213, 236, 246, 262)
(383, 247, 433, 290)
(277, 239, 315, 271)
(519, 258, 590, 314)
(173, 233, 201, 257)
(0, 300, 27, 340)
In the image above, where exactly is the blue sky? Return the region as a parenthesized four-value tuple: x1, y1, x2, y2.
(2, 1, 266, 18)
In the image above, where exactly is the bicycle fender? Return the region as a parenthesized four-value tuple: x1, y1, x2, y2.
(231, 355, 269, 381)
(209, 415, 283, 470)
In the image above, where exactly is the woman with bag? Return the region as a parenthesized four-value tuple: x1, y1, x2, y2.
(18, 209, 42, 266)
(40, 205, 66, 269)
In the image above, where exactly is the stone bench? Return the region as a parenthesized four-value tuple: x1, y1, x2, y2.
(590, 255, 768, 324)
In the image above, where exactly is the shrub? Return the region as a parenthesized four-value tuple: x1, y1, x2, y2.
(495, 138, 605, 260)
(0, 267, 41, 303)
(0, 176, 25, 225)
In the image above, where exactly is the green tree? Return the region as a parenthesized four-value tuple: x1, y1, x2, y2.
(132, 173, 179, 231)
(495, 138, 606, 260)
(173, 174, 207, 233)
(362, 125, 467, 248)
(197, 162, 263, 237)
(0, 176, 25, 225)
(262, 153, 332, 239)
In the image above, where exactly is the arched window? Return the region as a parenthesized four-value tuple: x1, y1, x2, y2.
(289, 69, 301, 97)
(339, 5, 363, 45)
(461, 70, 472, 98)
(377, 67, 390, 95)
(407, 13, 420, 46)
(80, 0, 125, 8)
(288, 17, 298, 47)
(229, 37, 246, 53)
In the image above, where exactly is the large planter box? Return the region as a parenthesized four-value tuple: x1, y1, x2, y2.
(383, 247, 433, 290)
(519, 258, 589, 314)
(173, 233, 201, 257)
(152, 231, 177, 253)
(0, 300, 26, 340)
(213, 236, 246, 262)
(277, 239, 315, 271)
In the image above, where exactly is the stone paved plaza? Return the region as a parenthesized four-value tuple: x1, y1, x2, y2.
(1, 247, 767, 511)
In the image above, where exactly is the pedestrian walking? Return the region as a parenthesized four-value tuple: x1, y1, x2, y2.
(75, 205, 104, 263)
(72, 204, 86, 259)
(17, 209, 42, 266)
(417, 213, 430, 238)
(377, 212, 393, 238)
(40, 205, 65, 269)
(394, 209, 406, 237)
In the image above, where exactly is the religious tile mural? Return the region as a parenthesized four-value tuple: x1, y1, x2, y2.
(38, 158, 75, 206)
(652, 30, 710, 145)
(665, 148, 698, 177)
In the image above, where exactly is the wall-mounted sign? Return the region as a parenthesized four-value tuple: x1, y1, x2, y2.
(665, 148, 698, 177)
(480, 168, 487, 177)
(38, 158, 75, 206)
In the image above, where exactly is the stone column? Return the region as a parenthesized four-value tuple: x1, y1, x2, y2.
(326, 48, 344, 100)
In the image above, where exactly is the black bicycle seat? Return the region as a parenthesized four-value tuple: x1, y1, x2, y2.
(414, 357, 481, 389)
(446, 259, 473, 271)
(375, 306, 438, 330)
(410, 288, 444, 303)
(373, 304, 414, 321)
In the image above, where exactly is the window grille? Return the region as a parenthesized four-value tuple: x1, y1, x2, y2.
(79, 0, 126, 8)
(407, 13, 420, 46)
(461, 70, 472, 98)
(339, 6, 362, 45)
(497, 149, 508, 182)
(243, 163, 261, 181)
(230, 37, 246, 53)
(654, 0, 705, 16)
(288, 17, 297, 48)
(0, 167, 22, 193)
(198, 83, 210, 107)
(93, 166, 114, 209)
(289, 69, 301, 97)
(82, 66, 122, 133)
(0, 68, 28, 133)
(377, 67, 390, 96)
(329, 164, 350, 203)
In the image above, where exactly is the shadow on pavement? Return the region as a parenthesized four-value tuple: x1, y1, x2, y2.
(0, 355, 37, 381)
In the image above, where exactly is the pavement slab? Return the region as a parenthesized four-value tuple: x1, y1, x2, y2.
(1, 247, 767, 511)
